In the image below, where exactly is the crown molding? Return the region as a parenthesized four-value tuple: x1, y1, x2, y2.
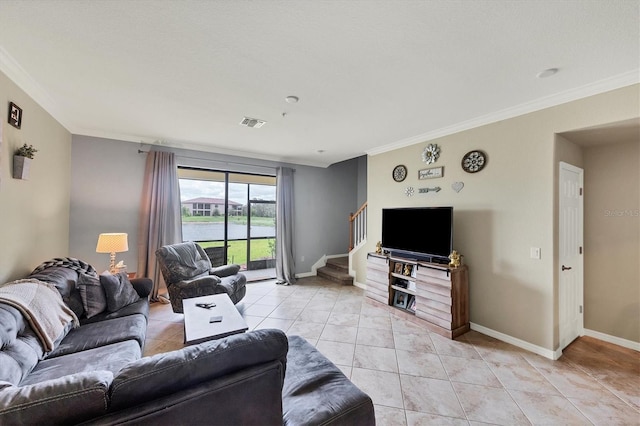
(74, 127, 331, 169)
(367, 70, 640, 157)
(3, 44, 636, 166)
(0, 46, 77, 131)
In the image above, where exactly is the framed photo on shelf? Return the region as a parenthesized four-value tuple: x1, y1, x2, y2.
(393, 263, 403, 274)
(407, 295, 416, 312)
(393, 291, 408, 309)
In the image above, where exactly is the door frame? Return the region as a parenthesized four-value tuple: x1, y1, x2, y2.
(558, 161, 585, 351)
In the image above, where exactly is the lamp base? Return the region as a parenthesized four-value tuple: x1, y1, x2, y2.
(109, 252, 116, 274)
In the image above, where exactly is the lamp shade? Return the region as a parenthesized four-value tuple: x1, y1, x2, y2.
(96, 233, 129, 253)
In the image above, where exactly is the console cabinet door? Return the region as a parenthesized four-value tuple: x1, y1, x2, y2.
(366, 254, 390, 304)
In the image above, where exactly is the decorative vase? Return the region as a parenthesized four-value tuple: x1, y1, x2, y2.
(13, 155, 31, 180)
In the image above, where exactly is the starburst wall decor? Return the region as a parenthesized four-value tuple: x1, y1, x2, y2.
(422, 143, 440, 164)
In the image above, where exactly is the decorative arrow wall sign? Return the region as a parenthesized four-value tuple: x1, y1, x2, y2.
(419, 186, 441, 194)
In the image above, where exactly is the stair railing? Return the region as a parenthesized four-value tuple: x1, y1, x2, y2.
(349, 202, 367, 251)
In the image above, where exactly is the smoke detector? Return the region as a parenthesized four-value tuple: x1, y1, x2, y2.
(239, 117, 267, 128)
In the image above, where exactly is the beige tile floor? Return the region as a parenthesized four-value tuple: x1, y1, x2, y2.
(145, 276, 640, 425)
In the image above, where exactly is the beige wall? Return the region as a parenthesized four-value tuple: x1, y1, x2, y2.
(0, 71, 72, 284)
(355, 84, 639, 351)
(583, 140, 639, 342)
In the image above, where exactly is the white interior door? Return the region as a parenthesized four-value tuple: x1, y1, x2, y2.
(559, 162, 584, 350)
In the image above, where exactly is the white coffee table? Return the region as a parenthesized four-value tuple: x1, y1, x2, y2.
(182, 294, 248, 345)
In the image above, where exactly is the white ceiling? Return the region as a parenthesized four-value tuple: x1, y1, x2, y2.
(0, 0, 638, 167)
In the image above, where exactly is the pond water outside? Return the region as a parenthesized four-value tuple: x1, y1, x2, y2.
(182, 222, 275, 242)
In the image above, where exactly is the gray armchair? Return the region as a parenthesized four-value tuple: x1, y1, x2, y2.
(156, 242, 247, 313)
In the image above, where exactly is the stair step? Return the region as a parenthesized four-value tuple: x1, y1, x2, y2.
(325, 256, 349, 274)
(317, 265, 353, 286)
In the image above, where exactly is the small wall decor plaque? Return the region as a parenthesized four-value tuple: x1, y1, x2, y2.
(419, 166, 443, 180)
(418, 186, 441, 194)
(451, 182, 464, 193)
(8, 102, 22, 129)
(404, 186, 415, 197)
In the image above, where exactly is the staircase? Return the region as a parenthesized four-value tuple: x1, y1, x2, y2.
(317, 257, 353, 286)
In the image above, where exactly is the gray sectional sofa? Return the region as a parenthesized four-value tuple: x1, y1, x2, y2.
(0, 260, 375, 425)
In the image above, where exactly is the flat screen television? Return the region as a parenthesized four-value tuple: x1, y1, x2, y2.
(382, 207, 453, 263)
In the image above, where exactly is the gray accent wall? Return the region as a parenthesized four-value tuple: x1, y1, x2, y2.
(69, 136, 360, 275)
(69, 136, 147, 272)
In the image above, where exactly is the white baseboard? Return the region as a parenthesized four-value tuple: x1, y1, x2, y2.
(295, 272, 315, 278)
(353, 280, 367, 290)
(583, 328, 640, 352)
(470, 323, 559, 360)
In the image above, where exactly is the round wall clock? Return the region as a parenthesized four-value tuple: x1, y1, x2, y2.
(392, 165, 407, 182)
(461, 150, 487, 173)
(422, 144, 440, 164)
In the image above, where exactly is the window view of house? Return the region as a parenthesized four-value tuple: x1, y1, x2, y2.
(178, 168, 276, 272)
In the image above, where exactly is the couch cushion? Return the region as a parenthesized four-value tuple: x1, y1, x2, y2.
(130, 277, 153, 298)
(109, 328, 288, 411)
(45, 314, 147, 359)
(21, 340, 140, 386)
(28, 266, 85, 318)
(0, 304, 47, 385)
(78, 272, 108, 318)
(100, 272, 140, 312)
(80, 298, 149, 325)
(0, 371, 112, 425)
(283, 335, 375, 426)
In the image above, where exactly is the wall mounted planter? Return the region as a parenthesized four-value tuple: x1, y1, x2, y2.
(13, 155, 31, 180)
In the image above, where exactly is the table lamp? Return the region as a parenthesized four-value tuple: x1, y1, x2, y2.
(96, 233, 129, 274)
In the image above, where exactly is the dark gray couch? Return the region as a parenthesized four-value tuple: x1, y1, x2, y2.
(0, 263, 375, 425)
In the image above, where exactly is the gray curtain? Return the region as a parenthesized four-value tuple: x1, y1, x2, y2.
(275, 167, 296, 285)
(137, 151, 183, 302)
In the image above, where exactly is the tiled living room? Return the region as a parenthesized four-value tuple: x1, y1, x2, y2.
(145, 278, 639, 425)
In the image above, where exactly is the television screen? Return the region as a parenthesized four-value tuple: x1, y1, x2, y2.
(382, 207, 453, 262)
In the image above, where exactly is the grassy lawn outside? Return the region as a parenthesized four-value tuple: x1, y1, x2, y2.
(198, 238, 275, 266)
(183, 215, 275, 227)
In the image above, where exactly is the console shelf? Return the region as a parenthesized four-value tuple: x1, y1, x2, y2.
(365, 252, 469, 339)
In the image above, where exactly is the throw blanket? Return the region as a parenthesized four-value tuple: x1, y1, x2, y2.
(31, 257, 98, 277)
(0, 279, 79, 352)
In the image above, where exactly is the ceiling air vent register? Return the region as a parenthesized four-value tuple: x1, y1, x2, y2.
(239, 117, 266, 128)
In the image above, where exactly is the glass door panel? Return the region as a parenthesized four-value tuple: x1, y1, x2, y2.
(179, 169, 276, 275)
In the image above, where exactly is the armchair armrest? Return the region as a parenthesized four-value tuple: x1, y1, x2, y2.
(210, 264, 241, 278)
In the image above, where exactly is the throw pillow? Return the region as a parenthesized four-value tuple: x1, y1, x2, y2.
(77, 273, 107, 318)
(100, 272, 140, 313)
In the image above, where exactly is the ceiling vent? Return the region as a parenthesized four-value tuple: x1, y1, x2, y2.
(239, 117, 266, 128)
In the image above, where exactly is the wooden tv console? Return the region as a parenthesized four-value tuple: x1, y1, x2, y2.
(365, 252, 469, 339)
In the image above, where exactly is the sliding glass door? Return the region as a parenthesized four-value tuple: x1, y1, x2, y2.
(178, 168, 276, 273)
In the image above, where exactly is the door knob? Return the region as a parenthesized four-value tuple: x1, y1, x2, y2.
(562, 265, 572, 271)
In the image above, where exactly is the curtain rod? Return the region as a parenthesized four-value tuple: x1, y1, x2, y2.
(137, 149, 290, 171)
